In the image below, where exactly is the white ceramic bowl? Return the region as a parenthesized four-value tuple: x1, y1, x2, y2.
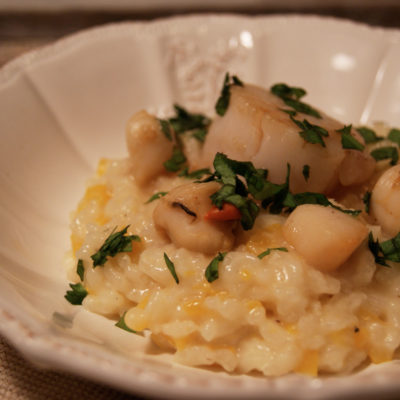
(1, 14, 400, 399)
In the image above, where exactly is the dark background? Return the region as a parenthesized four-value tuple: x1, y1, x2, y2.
(2, 1, 400, 67)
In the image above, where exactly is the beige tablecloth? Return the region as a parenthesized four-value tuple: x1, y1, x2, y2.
(0, 336, 144, 400)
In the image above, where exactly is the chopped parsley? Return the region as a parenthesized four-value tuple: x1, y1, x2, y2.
(178, 167, 212, 180)
(271, 83, 321, 119)
(290, 116, 329, 147)
(302, 165, 310, 181)
(363, 191, 371, 214)
(205, 252, 227, 283)
(209, 153, 262, 230)
(356, 127, 382, 144)
(65, 283, 88, 305)
(215, 73, 244, 116)
(271, 83, 306, 100)
(257, 247, 288, 259)
(164, 253, 179, 284)
(368, 232, 400, 267)
(145, 191, 168, 204)
(370, 146, 399, 166)
(91, 226, 141, 267)
(192, 128, 208, 143)
(115, 311, 138, 334)
(337, 125, 365, 151)
(168, 104, 211, 135)
(76, 259, 84, 281)
(163, 146, 187, 172)
(290, 192, 361, 216)
(388, 128, 400, 146)
(161, 105, 211, 174)
(158, 118, 172, 141)
(207, 153, 361, 229)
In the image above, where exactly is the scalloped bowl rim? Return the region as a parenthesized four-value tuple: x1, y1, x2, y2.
(1, 14, 400, 400)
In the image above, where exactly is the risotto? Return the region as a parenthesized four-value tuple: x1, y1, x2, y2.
(66, 75, 400, 376)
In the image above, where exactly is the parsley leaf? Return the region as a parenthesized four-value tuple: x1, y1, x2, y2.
(161, 105, 211, 174)
(302, 165, 310, 181)
(356, 127, 382, 144)
(388, 128, 400, 146)
(207, 153, 360, 230)
(115, 311, 138, 334)
(178, 167, 212, 180)
(271, 83, 321, 118)
(370, 146, 399, 166)
(192, 128, 208, 143)
(210, 153, 261, 230)
(205, 252, 227, 283)
(363, 191, 371, 214)
(283, 98, 321, 119)
(337, 125, 365, 151)
(271, 83, 306, 100)
(290, 192, 361, 216)
(76, 259, 84, 281)
(168, 104, 211, 135)
(164, 253, 179, 284)
(215, 73, 244, 116)
(163, 146, 187, 172)
(65, 283, 88, 305)
(145, 191, 168, 204)
(261, 164, 293, 214)
(257, 247, 288, 259)
(368, 232, 400, 267)
(158, 119, 172, 141)
(290, 116, 328, 147)
(379, 233, 400, 263)
(91, 226, 141, 267)
(280, 108, 297, 117)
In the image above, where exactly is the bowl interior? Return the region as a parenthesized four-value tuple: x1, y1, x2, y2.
(1, 15, 400, 399)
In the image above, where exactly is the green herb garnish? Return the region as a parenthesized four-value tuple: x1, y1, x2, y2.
(168, 104, 211, 135)
(210, 153, 261, 230)
(290, 192, 361, 216)
(215, 73, 244, 116)
(388, 128, 400, 146)
(158, 119, 172, 141)
(356, 127, 382, 144)
(65, 283, 88, 305)
(302, 165, 310, 181)
(271, 83, 306, 100)
(91, 226, 141, 267)
(192, 128, 208, 143)
(205, 252, 227, 283)
(271, 83, 321, 118)
(257, 247, 288, 259)
(363, 191, 371, 214)
(370, 146, 399, 165)
(178, 167, 212, 179)
(145, 191, 168, 204)
(207, 153, 360, 230)
(76, 259, 84, 281)
(115, 311, 138, 334)
(290, 116, 329, 147)
(368, 232, 400, 267)
(337, 125, 365, 151)
(164, 253, 179, 284)
(163, 146, 187, 172)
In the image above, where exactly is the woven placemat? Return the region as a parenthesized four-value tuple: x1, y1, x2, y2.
(0, 336, 145, 400)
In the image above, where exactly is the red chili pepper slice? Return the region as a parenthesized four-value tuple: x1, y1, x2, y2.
(204, 203, 241, 221)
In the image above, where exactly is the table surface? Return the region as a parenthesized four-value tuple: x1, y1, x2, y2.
(1, 5, 400, 400)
